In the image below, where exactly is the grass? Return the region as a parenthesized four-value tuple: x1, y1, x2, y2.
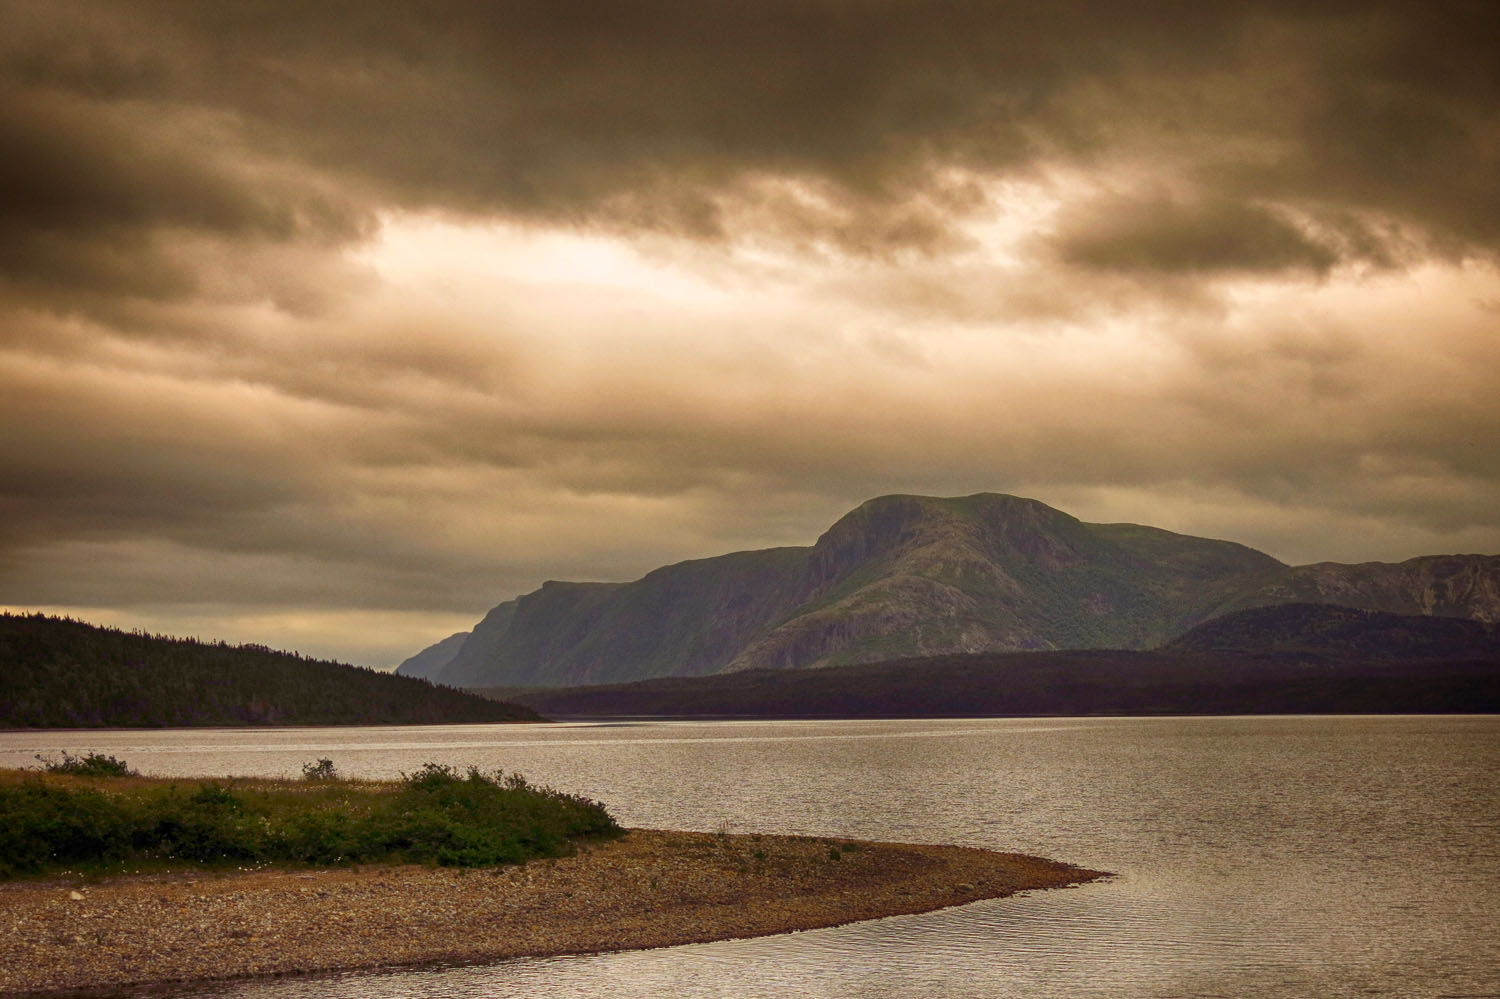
(0, 762, 621, 880)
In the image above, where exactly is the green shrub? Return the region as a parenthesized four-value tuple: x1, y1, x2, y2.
(0, 782, 133, 876)
(274, 808, 361, 864)
(35, 751, 136, 777)
(375, 764, 619, 866)
(135, 782, 264, 863)
(300, 758, 340, 782)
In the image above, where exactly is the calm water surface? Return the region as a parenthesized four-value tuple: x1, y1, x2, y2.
(3, 716, 1496, 998)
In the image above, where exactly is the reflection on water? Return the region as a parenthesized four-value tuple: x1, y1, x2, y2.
(4, 716, 1497, 999)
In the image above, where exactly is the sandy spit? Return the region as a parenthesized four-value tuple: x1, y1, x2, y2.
(0, 829, 1106, 996)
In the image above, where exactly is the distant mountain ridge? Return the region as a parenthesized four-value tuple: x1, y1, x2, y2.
(400, 493, 1500, 688)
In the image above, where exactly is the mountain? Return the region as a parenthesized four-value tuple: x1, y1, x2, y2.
(725, 497, 1281, 670)
(394, 630, 469, 679)
(488, 604, 1500, 719)
(411, 493, 1500, 689)
(0, 613, 542, 728)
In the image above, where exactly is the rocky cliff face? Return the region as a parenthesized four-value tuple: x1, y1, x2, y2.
(394, 630, 469, 679)
(405, 492, 1500, 689)
(432, 550, 813, 687)
(423, 599, 521, 687)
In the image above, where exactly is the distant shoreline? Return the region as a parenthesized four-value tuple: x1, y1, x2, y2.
(488, 645, 1500, 720)
(0, 829, 1106, 996)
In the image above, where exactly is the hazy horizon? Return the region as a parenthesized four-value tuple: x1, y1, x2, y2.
(3, 1, 1497, 666)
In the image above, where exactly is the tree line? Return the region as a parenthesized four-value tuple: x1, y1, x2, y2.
(0, 613, 541, 728)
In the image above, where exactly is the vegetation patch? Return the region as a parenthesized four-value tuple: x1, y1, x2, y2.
(35, 751, 137, 777)
(300, 757, 340, 782)
(0, 762, 621, 880)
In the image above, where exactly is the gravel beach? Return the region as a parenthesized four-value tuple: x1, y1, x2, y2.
(0, 829, 1104, 995)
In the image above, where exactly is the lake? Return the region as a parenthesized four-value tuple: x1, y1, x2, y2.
(2, 715, 1496, 998)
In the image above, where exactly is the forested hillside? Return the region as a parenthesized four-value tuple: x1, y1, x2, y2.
(1165, 603, 1500, 658)
(495, 650, 1499, 719)
(0, 614, 540, 727)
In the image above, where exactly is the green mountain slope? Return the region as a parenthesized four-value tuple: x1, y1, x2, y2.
(721, 495, 1284, 670)
(0, 613, 541, 728)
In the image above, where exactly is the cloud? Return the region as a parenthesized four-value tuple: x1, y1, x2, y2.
(2, 1, 1497, 664)
(1054, 195, 1338, 275)
(10, 219, 1496, 559)
(0, 91, 368, 313)
(5, 0, 1499, 285)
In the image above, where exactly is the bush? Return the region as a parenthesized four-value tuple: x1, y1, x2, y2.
(0, 782, 133, 877)
(377, 764, 620, 866)
(276, 809, 361, 865)
(35, 751, 136, 777)
(300, 758, 340, 782)
(401, 761, 462, 790)
(139, 783, 262, 863)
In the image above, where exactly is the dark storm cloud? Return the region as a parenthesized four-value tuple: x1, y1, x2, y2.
(3, 0, 1497, 286)
(1258, 7, 1500, 253)
(1055, 196, 1339, 275)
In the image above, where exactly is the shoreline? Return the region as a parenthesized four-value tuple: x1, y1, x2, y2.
(0, 829, 1107, 996)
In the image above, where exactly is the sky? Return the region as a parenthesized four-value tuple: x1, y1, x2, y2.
(2, 1, 1498, 667)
